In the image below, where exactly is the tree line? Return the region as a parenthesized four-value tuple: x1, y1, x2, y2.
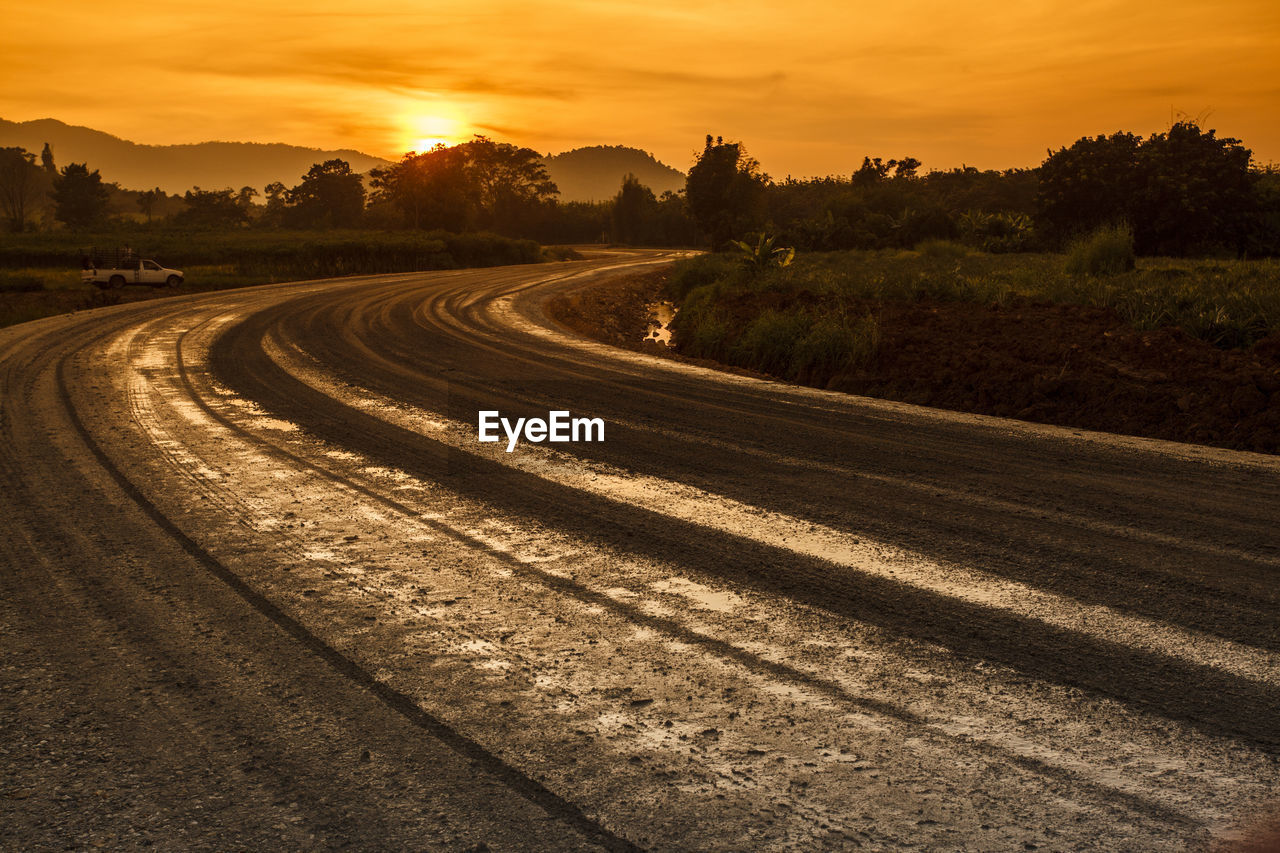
(2, 122, 1277, 257)
(680, 125, 1279, 257)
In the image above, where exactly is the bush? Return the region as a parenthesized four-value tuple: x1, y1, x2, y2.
(666, 252, 739, 300)
(892, 206, 956, 247)
(791, 314, 880, 381)
(731, 233, 795, 270)
(670, 272, 883, 385)
(1065, 224, 1136, 276)
(730, 309, 810, 374)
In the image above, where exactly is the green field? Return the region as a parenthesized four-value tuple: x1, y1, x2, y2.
(0, 229, 552, 328)
(667, 246, 1280, 384)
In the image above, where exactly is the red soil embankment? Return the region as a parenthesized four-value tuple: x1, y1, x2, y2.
(546, 269, 1280, 454)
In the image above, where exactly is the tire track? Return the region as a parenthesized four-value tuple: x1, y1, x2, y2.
(7, 255, 1280, 849)
(43, 290, 643, 853)
(143, 292, 1248, 839)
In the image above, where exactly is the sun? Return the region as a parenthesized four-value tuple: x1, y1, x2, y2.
(401, 112, 465, 154)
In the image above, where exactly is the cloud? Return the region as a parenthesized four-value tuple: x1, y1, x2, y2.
(177, 48, 574, 100)
(2, 0, 1277, 171)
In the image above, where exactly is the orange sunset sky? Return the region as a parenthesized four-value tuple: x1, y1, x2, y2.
(4, 0, 1278, 176)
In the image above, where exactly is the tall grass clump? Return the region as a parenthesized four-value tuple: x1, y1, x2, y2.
(730, 309, 811, 375)
(790, 314, 880, 381)
(675, 299, 880, 384)
(666, 252, 741, 300)
(667, 278, 733, 360)
(669, 260, 882, 384)
(1064, 224, 1136, 276)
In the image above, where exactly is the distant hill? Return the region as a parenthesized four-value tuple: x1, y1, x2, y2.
(0, 118, 391, 195)
(0, 119, 685, 203)
(543, 146, 685, 202)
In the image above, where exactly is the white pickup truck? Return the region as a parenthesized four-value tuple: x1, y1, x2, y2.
(81, 248, 184, 289)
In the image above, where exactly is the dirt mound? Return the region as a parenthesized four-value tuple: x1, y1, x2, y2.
(547, 269, 679, 356)
(545, 269, 1280, 454)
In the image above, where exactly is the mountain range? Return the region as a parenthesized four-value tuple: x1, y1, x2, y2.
(0, 118, 686, 203)
(0, 118, 387, 197)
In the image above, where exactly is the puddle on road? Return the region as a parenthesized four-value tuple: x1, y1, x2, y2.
(642, 301, 677, 347)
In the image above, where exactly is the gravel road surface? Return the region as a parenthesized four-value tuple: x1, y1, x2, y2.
(2, 250, 1278, 850)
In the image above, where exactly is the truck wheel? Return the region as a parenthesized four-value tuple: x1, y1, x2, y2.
(108, 275, 126, 289)
(166, 275, 181, 288)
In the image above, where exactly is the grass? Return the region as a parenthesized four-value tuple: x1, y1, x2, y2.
(0, 228, 542, 272)
(1064, 224, 1136, 276)
(666, 248, 1280, 381)
(669, 256, 885, 384)
(0, 271, 47, 293)
(0, 228, 546, 328)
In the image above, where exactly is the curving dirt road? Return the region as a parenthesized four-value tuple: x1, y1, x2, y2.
(2, 250, 1278, 850)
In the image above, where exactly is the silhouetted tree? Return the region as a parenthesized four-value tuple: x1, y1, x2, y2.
(285, 159, 365, 228)
(0, 147, 42, 232)
(685, 135, 768, 248)
(136, 187, 162, 224)
(51, 162, 110, 230)
(653, 190, 698, 246)
(607, 176, 696, 245)
(261, 181, 288, 227)
(371, 138, 557, 234)
(461, 137, 559, 233)
(1246, 166, 1280, 256)
(762, 161, 1036, 252)
(917, 166, 1038, 215)
(371, 144, 471, 230)
(1133, 122, 1254, 255)
(893, 157, 922, 179)
(174, 186, 253, 228)
(852, 156, 893, 187)
(524, 199, 612, 244)
(40, 142, 56, 175)
(611, 173, 658, 244)
(1037, 122, 1254, 254)
(1036, 131, 1144, 248)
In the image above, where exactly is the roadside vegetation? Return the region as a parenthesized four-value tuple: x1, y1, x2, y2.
(1063, 225, 1135, 276)
(651, 242, 1280, 452)
(5, 118, 1280, 411)
(0, 229, 542, 277)
(0, 229, 544, 328)
(670, 245, 1280, 377)
(0, 136, 590, 328)
(656, 121, 1280, 440)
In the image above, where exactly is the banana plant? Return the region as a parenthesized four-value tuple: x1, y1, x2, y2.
(732, 233, 796, 270)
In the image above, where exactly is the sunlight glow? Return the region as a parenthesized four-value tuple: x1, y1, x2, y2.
(401, 111, 466, 154)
